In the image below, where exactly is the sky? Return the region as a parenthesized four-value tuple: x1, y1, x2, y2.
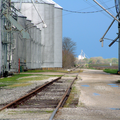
(53, 0, 119, 59)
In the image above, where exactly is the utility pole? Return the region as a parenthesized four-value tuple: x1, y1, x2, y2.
(93, 0, 120, 74)
(118, 0, 120, 73)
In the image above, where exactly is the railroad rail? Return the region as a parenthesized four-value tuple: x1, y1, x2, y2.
(0, 76, 62, 111)
(49, 74, 78, 120)
(0, 72, 78, 120)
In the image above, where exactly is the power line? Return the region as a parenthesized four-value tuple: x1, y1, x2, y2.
(63, 5, 116, 14)
(104, 38, 119, 42)
(98, 0, 116, 15)
(83, 0, 114, 20)
(27, 5, 117, 30)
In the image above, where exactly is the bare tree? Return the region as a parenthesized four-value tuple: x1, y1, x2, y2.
(62, 37, 76, 68)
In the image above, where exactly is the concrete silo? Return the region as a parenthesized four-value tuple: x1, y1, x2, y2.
(53, 2, 62, 68)
(37, 28, 41, 68)
(18, 15, 27, 69)
(11, 0, 62, 69)
(33, 26, 37, 69)
(26, 19, 32, 69)
(42, 3, 54, 68)
(36, 28, 41, 68)
(12, 13, 27, 71)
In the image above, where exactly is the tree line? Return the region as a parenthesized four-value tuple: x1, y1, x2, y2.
(75, 57, 118, 65)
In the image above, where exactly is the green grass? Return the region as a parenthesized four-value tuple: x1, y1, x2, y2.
(64, 86, 78, 107)
(70, 70, 82, 73)
(103, 69, 118, 74)
(64, 75, 76, 77)
(8, 110, 53, 115)
(24, 69, 68, 73)
(0, 74, 33, 87)
(116, 80, 120, 83)
(88, 64, 118, 67)
(87, 67, 97, 70)
(0, 74, 61, 88)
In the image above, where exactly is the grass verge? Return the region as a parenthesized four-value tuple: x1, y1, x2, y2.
(103, 69, 118, 74)
(0, 74, 61, 88)
(8, 110, 53, 115)
(24, 69, 68, 73)
(70, 70, 83, 73)
(64, 85, 79, 107)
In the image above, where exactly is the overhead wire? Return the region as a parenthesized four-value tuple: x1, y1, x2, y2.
(99, 0, 116, 15)
(24, 0, 118, 30)
(63, 5, 116, 14)
(83, 0, 115, 20)
(24, 3, 115, 28)
(98, 0, 116, 22)
(104, 38, 119, 42)
(97, 0, 118, 44)
(62, 0, 114, 16)
(27, 5, 117, 29)
(19, 1, 117, 19)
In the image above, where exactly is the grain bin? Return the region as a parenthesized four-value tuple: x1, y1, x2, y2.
(54, 5, 62, 68)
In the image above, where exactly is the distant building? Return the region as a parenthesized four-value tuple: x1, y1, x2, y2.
(78, 55, 86, 60)
(78, 50, 86, 60)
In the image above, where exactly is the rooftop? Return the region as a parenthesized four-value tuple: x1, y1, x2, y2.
(11, 0, 62, 9)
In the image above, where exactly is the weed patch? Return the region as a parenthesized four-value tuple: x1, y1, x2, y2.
(64, 85, 79, 107)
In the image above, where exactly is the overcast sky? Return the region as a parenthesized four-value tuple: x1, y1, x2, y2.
(53, 0, 118, 59)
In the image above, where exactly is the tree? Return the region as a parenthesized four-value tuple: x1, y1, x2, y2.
(88, 58, 97, 64)
(83, 58, 89, 64)
(112, 58, 118, 64)
(62, 37, 76, 68)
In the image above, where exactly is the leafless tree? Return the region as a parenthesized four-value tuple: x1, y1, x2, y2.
(62, 37, 76, 68)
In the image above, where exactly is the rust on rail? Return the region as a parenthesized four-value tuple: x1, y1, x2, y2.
(0, 76, 62, 111)
(49, 74, 78, 120)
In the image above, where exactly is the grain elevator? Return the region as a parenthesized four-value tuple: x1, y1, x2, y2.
(0, 0, 62, 76)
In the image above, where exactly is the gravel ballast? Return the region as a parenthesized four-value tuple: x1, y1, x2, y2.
(0, 77, 57, 106)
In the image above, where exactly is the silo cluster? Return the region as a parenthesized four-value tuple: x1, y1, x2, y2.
(11, 0, 62, 70)
(11, 13, 42, 71)
(0, 0, 62, 75)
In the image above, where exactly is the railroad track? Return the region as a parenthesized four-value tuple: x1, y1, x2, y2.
(0, 73, 78, 120)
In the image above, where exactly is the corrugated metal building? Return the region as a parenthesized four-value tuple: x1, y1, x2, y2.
(0, 0, 62, 76)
